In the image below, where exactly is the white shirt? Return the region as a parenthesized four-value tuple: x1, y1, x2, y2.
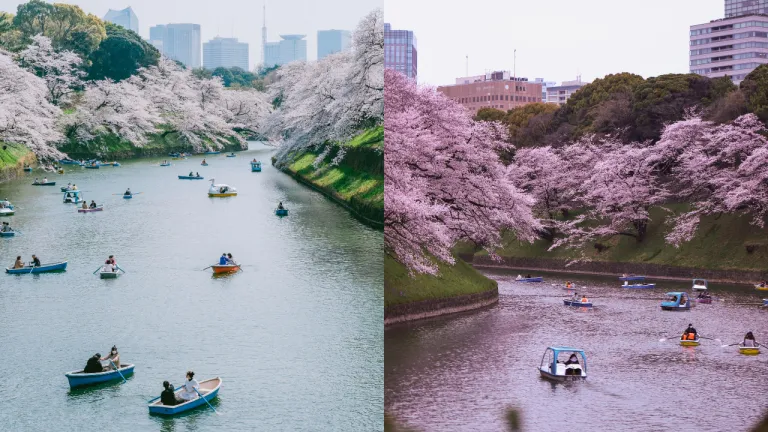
(179, 378, 200, 400)
(103, 263, 114, 272)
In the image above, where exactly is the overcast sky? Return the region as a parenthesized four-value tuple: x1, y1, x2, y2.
(385, 0, 723, 86)
(0, 0, 381, 68)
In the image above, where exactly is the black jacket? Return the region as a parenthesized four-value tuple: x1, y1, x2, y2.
(161, 388, 180, 406)
(83, 357, 103, 374)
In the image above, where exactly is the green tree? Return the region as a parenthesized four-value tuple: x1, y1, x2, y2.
(12, 1, 105, 56)
(191, 67, 212, 80)
(740, 64, 768, 123)
(212, 67, 235, 86)
(88, 23, 159, 81)
(12, 0, 55, 38)
(505, 102, 559, 147)
(473, 107, 507, 122)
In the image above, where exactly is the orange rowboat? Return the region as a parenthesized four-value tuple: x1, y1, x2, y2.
(211, 264, 240, 274)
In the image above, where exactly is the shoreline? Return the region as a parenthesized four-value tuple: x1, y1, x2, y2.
(470, 255, 767, 286)
(384, 288, 498, 327)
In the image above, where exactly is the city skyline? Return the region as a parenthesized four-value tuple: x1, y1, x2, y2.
(0, 0, 379, 68)
(385, 0, 723, 85)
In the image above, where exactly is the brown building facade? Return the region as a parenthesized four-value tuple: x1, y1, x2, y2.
(437, 72, 543, 114)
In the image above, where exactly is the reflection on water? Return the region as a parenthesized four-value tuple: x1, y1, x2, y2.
(385, 268, 767, 432)
(0, 143, 383, 431)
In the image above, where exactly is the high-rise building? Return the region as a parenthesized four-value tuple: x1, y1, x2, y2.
(317, 29, 352, 60)
(437, 71, 543, 114)
(264, 42, 280, 68)
(278, 35, 307, 65)
(149, 23, 202, 68)
(545, 77, 588, 106)
(690, 15, 768, 83)
(384, 23, 417, 79)
(203, 37, 249, 70)
(725, 0, 768, 17)
(534, 78, 557, 103)
(104, 7, 138, 34)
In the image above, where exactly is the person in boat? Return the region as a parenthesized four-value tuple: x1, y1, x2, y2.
(252, 158, 257, 162)
(83, 353, 104, 374)
(760, 281, 767, 288)
(43, 177, 48, 183)
(108, 255, 116, 267)
(66, 182, 72, 189)
(100, 346, 120, 368)
(72, 184, 77, 190)
(565, 281, 572, 289)
(81, 201, 88, 210)
(202, 158, 206, 164)
(277, 202, 285, 210)
(219, 253, 228, 266)
(220, 185, 228, 193)
(227, 253, 236, 265)
(124, 188, 132, 196)
(161, 381, 183, 406)
(1, 222, 11, 232)
(33, 177, 39, 184)
(103, 260, 115, 273)
(564, 353, 580, 365)
(31, 254, 41, 267)
(743, 331, 757, 347)
(526, 274, 532, 279)
(178, 371, 200, 401)
(189, 171, 194, 177)
(580, 295, 588, 303)
(196, 172, 200, 177)
(516, 274, 522, 280)
(89, 200, 97, 209)
(683, 324, 697, 340)
(13, 256, 24, 268)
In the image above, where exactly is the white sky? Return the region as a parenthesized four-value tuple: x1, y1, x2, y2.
(0, 0, 382, 68)
(385, 0, 723, 85)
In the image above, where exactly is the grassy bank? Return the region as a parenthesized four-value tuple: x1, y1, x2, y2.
(281, 126, 383, 227)
(384, 253, 498, 308)
(484, 205, 768, 272)
(0, 142, 35, 182)
(58, 131, 245, 160)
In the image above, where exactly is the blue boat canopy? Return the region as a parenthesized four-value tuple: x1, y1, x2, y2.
(541, 346, 587, 374)
(63, 190, 81, 195)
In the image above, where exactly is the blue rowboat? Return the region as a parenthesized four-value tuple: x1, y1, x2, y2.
(251, 162, 262, 172)
(178, 175, 204, 180)
(275, 209, 288, 216)
(84, 165, 99, 169)
(148, 377, 221, 415)
(661, 292, 692, 311)
(563, 299, 592, 307)
(515, 277, 543, 282)
(32, 181, 56, 186)
(201, 163, 208, 166)
(112, 162, 121, 167)
(6, 261, 67, 274)
(23, 167, 32, 172)
(65, 364, 135, 389)
(0, 231, 15, 237)
(123, 195, 133, 199)
(59, 159, 80, 165)
(204, 151, 220, 155)
(539, 347, 587, 381)
(226, 154, 237, 157)
(160, 163, 171, 167)
(619, 275, 646, 281)
(622, 283, 656, 289)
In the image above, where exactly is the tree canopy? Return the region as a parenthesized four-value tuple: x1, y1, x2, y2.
(12, 0, 105, 57)
(87, 22, 159, 81)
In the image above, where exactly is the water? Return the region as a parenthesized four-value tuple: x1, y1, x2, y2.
(0, 143, 383, 431)
(385, 268, 768, 432)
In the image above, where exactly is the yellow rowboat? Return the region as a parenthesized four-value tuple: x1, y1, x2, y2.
(739, 344, 760, 355)
(680, 336, 700, 347)
(755, 284, 768, 291)
(208, 192, 237, 197)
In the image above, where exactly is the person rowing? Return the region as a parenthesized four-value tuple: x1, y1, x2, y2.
(277, 201, 285, 210)
(682, 324, 697, 340)
(219, 253, 228, 266)
(189, 171, 194, 177)
(89, 200, 97, 209)
(227, 253, 236, 265)
(124, 188, 132, 196)
(31, 254, 41, 267)
(1, 222, 12, 232)
(100, 346, 120, 368)
(743, 331, 758, 347)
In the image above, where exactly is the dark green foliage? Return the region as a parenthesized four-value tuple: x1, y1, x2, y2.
(212, 66, 261, 88)
(740, 64, 768, 122)
(192, 67, 212, 80)
(87, 22, 159, 81)
(13, 1, 105, 57)
(474, 107, 508, 122)
(12, 0, 54, 37)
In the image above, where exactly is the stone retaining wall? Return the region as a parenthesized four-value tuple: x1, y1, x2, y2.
(384, 288, 499, 326)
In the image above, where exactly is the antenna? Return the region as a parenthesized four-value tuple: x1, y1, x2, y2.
(513, 49, 516, 81)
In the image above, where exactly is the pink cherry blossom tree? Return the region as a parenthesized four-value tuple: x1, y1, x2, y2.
(0, 49, 63, 161)
(18, 35, 84, 106)
(385, 69, 540, 274)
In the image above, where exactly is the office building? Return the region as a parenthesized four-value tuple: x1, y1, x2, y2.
(384, 23, 417, 79)
(263, 35, 307, 67)
(149, 24, 202, 68)
(317, 29, 352, 60)
(690, 14, 768, 83)
(204, 37, 249, 70)
(545, 77, 588, 106)
(437, 71, 543, 114)
(104, 7, 138, 34)
(725, 0, 768, 17)
(534, 78, 557, 103)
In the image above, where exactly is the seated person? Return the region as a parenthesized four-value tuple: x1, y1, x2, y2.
(564, 354, 580, 365)
(13, 256, 24, 268)
(277, 202, 285, 210)
(89, 200, 97, 209)
(124, 189, 131, 196)
(103, 261, 114, 273)
(101, 346, 120, 368)
(683, 324, 697, 340)
(81, 201, 88, 210)
(219, 253, 228, 265)
(189, 171, 194, 177)
(581, 295, 588, 303)
(83, 353, 104, 373)
(196, 172, 200, 177)
(160, 381, 183, 406)
(526, 274, 532, 278)
(743, 331, 757, 347)
(31, 255, 41, 267)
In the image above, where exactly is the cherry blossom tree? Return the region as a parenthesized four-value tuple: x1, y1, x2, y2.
(18, 35, 84, 106)
(0, 49, 63, 160)
(385, 69, 539, 274)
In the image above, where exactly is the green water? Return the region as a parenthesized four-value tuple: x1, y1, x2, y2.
(0, 143, 383, 431)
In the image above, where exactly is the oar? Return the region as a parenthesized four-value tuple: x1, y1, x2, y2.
(201, 266, 212, 271)
(194, 387, 220, 415)
(699, 336, 721, 343)
(110, 360, 127, 383)
(116, 265, 126, 273)
(93, 266, 103, 275)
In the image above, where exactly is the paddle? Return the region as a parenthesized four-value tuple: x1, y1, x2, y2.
(194, 387, 220, 415)
(93, 266, 103, 275)
(116, 265, 126, 273)
(699, 335, 722, 343)
(201, 266, 213, 271)
(110, 360, 127, 383)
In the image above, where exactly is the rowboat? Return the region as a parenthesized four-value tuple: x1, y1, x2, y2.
(178, 175, 204, 180)
(59, 159, 81, 165)
(6, 261, 67, 274)
(32, 181, 56, 186)
(226, 153, 236, 157)
(78, 205, 104, 213)
(123, 195, 133, 199)
(739, 344, 760, 355)
(65, 364, 135, 388)
(755, 284, 768, 291)
(679, 334, 700, 346)
(275, 208, 288, 216)
(622, 283, 656, 289)
(211, 264, 240, 274)
(619, 275, 645, 281)
(98, 162, 116, 167)
(251, 161, 262, 172)
(63, 190, 83, 204)
(538, 347, 587, 381)
(515, 277, 543, 282)
(160, 163, 171, 167)
(0, 207, 14, 217)
(201, 162, 208, 166)
(692, 278, 708, 291)
(208, 179, 236, 197)
(661, 292, 692, 311)
(563, 299, 592, 307)
(696, 295, 712, 304)
(0, 231, 15, 237)
(148, 377, 221, 415)
(204, 151, 221, 155)
(23, 167, 32, 172)
(112, 162, 121, 167)
(100, 270, 120, 279)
